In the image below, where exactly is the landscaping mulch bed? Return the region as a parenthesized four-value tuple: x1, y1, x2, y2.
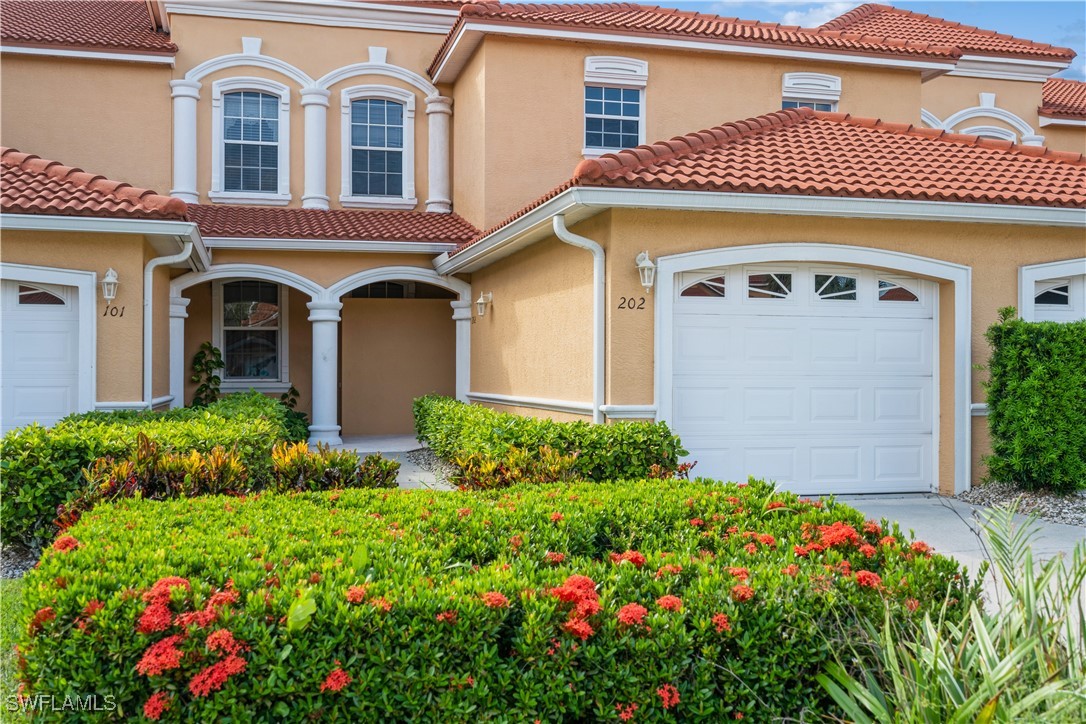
(957, 482, 1085, 527)
(405, 446, 457, 487)
(0, 542, 37, 580)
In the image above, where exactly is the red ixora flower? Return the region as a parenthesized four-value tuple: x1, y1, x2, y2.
(545, 551, 566, 565)
(28, 607, 56, 636)
(616, 703, 639, 721)
(550, 512, 564, 523)
(52, 535, 79, 553)
(656, 595, 683, 612)
(562, 618, 595, 641)
(371, 597, 393, 612)
(345, 585, 368, 604)
(859, 544, 877, 559)
(728, 566, 750, 582)
(911, 541, 933, 555)
(863, 520, 883, 536)
(137, 635, 184, 677)
(206, 629, 243, 655)
(819, 521, 861, 549)
(617, 602, 648, 626)
(82, 600, 105, 617)
(436, 610, 458, 625)
(143, 692, 170, 721)
(655, 564, 682, 579)
(320, 666, 352, 693)
(481, 591, 510, 609)
(142, 577, 191, 606)
(731, 585, 755, 603)
(657, 683, 681, 710)
(690, 518, 704, 527)
(765, 501, 786, 510)
(782, 564, 800, 577)
(712, 613, 732, 633)
(610, 550, 647, 568)
(189, 655, 247, 697)
(856, 570, 882, 589)
(137, 603, 173, 634)
(905, 598, 920, 612)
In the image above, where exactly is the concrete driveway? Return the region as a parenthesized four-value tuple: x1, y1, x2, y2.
(839, 494, 1084, 608)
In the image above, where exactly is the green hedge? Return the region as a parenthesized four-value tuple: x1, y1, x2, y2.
(414, 395, 687, 481)
(0, 393, 304, 546)
(984, 310, 1086, 492)
(15, 480, 973, 721)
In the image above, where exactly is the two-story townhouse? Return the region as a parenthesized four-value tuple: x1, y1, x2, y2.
(1, 0, 1083, 498)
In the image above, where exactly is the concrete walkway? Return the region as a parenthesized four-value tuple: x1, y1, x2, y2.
(839, 494, 1084, 608)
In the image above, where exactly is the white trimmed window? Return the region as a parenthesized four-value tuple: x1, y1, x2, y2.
(781, 72, 841, 112)
(213, 281, 290, 390)
(210, 78, 291, 205)
(340, 85, 416, 209)
(583, 56, 647, 156)
(1033, 276, 1085, 322)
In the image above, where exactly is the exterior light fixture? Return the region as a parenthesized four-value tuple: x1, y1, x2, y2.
(475, 291, 493, 317)
(635, 251, 656, 293)
(101, 268, 119, 304)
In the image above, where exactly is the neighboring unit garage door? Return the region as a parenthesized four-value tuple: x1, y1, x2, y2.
(670, 264, 935, 495)
(1, 280, 80, 433)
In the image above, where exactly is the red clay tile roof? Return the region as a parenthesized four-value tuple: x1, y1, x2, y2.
(0, 0, 176, 55)
(819, 4, 1074, 61)
(455, 107, 1086, 254)
(430, 1, 961, 76)
(1040, 78, 1086, 120)
(188, 205, 479, 244)
(1, 147, 187, 220)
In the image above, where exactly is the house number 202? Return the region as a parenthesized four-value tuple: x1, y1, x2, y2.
(618, 297, 646, 310)
(102, 305, 126, 317)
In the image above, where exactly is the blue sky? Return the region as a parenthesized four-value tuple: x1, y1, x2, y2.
(542, 2, 1086, 80)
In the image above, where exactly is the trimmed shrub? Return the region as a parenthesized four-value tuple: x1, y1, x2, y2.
(451, 445, 581, 489)
(984, 309, 1086, 491)
(0, 393, 304, 546)
(414, 395, 687, 482)
(15, 480, 974, 721)
(270, 442, 400, 492)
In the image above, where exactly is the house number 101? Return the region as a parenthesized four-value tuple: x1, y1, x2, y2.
(618, 297, 646, 310)
(102, 305, 126, 317)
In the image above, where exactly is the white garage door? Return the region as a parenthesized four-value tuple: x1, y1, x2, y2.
(1, 280, 81, 433)
(670, 264, 935, 494)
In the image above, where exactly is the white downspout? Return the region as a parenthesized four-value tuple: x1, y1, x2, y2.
(144, 239, 194, 409)
(552, 215, 605, 424)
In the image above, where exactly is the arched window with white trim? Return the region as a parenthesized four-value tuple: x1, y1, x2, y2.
(340, 85, 416, 209)
(210, 77, 291, 205)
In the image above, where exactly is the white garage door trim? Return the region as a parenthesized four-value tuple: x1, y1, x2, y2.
(0, 263, 96, 416)
(1019, 258, 1086, 322)
(654, 243, 972, 495)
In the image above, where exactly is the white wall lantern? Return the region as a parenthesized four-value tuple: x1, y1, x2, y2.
(475, 291, 493, 317)
(636, 251, 656, 293)
(101, 268, 119, 304)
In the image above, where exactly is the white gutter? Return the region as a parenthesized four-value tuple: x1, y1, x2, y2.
(552, 215, 605, 424)
(143, 239, 194, 408)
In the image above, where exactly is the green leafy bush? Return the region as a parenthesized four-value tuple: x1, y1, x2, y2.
(15, 480, 974, 721)
(270, 442, 399, 492)
(0, 393, 303, 546)
(414, 395, 687, 481)
(819, 506, 1085, 722)
(983, 309, 1086, 491)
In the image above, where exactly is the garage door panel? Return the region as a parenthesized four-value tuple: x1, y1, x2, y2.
(671, 264, 934, 494)
(5, 327, 79, 371)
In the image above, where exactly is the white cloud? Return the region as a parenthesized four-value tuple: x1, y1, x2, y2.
(780, 2, 861, 28)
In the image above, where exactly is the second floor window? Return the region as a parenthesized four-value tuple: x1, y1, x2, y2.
(782, 100, 835, 112)
(350, 99, 404, 197)
(585, 85, 641, 151)
(223, 91, 279, 194)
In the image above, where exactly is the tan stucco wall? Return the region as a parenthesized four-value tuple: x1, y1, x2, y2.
(170, 13, 446, 210)
(207, 249, 437, 289)
(0, 55, 172, 193)
(464, 36, 923, 229)
(149, 253, 171, 403)
(0, 230, 147, 402)
(451, 42, 487, 229)
(340, 298, 455, 435)
(468, 214, 605, 404)
(183, 282, 213, 406)
(1041, 125, 1086, 154)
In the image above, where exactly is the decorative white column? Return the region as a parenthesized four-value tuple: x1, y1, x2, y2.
(169, 79, 202, 204)
(307, 300, 343, 445)
(425, 95, 453, 213)
(451, 299, 472, 401)
(300, 86, 331, 210)
(168, 296, 190, 409)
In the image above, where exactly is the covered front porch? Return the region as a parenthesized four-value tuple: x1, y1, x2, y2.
(168, 262, 471, 445)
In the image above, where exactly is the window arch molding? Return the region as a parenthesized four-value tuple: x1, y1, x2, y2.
(209, 77, 292, 205)
(959, 125, 1017, 142)
(339, 84, 417, 209)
